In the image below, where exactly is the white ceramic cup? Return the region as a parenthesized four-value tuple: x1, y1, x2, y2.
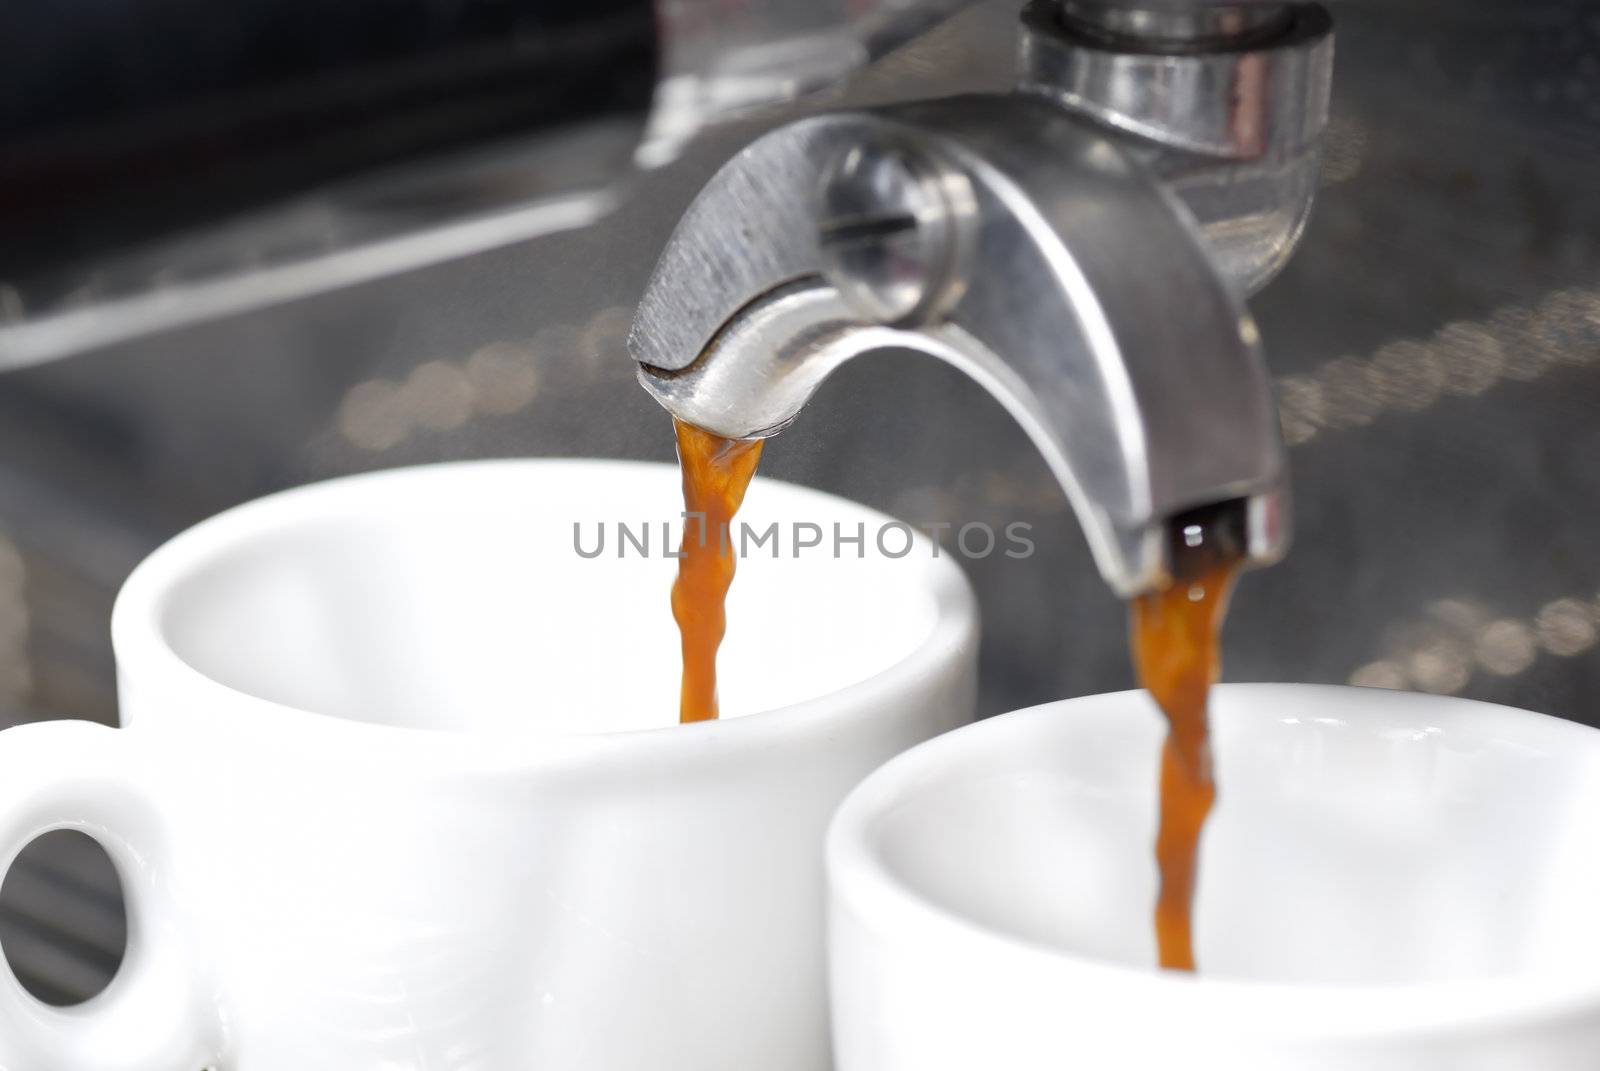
(0, 459, 977, 1071)
(830, 684, 1600, 1070)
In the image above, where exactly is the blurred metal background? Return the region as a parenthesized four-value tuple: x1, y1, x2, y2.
(3, 0, 1599, 1008)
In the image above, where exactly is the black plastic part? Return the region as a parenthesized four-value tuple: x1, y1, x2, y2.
(0, 0, 658, 280)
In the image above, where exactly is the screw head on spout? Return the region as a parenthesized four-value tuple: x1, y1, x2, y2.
(814, 139, 975, 326)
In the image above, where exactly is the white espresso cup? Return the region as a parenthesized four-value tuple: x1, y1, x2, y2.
(0, 459, 977, 1071)
(830, 684, 1600, 1070)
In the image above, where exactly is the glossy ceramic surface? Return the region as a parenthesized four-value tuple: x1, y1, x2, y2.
(830, 684, 1600, 1070)
(0, 460, 979, 1070)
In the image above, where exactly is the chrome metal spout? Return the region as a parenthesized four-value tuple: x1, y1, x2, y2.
(631, 0, 1333, 595)
(631, 96, 1291, 596)
(1017, 1, 1333, 294)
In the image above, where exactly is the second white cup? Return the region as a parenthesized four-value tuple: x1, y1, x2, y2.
(830, 684, 1600, 1070)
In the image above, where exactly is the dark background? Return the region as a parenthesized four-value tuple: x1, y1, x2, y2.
(3, 0, 1598, 1008)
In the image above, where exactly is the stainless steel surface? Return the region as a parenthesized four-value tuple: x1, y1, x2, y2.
(0, 122, 633, 374)
(0, 0, 979, 370)
(1154, 144, 1325, 296)
(1056, 2, 1294, 49)
(1, 0, 1598, 1011)
(1018, 1, 1332, 160)
(1057, 0, 1313, 10)
(635, 96, 1287, 595)
(632, 0, 1332, 376)
(646, 0, 980, 165)
(632, 0, 1321, 594)
(816, 140, 977, 326)
(1021, 0, 1332, 296)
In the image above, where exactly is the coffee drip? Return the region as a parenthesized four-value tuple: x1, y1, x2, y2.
(668, 414, 1245, 969)
(670, 419, 764, 723)
(1128, 503, 1247, 970)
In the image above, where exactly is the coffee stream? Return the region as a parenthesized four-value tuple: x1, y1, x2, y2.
(671, 419, 764, 723)
(1128, 507, 1245, 971)
(668, 415, 1243, 968)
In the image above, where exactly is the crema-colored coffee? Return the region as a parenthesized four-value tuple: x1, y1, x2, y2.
(670, 419, 763, 723)
(1129, 527, 1240, 971)
(668, 415, 1240, 970)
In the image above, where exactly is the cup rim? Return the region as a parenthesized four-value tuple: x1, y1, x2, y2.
(827, 683, 1600, 1037)
(110, 458, 978, 762)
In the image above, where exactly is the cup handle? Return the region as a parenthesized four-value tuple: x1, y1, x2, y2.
(0, 720, 219, 1070)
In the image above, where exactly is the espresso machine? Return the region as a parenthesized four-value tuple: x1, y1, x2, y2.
(2, 0, 1331, 594)
(2, 0, 1599, 1018)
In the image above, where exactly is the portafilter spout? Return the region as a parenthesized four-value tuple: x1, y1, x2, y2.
(631, 94, 1293, 597)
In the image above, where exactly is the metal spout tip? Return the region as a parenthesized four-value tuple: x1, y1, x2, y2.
(1152, 494, 1289, 584)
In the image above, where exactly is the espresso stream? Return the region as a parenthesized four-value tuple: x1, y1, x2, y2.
(1128, 518, 1243, 971)
(671, 419, 764, 723)
(668, 417, 1240, 968)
